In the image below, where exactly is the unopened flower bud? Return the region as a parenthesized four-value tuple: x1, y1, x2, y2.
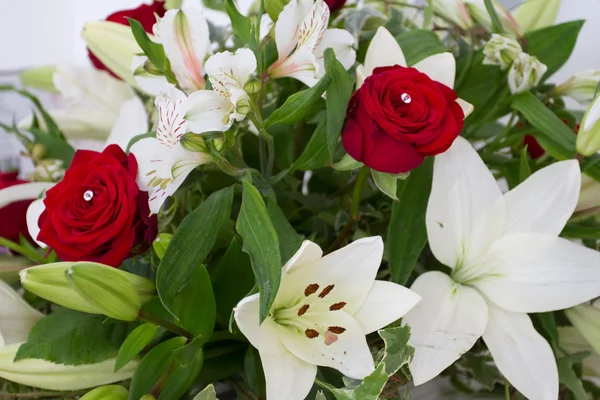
(508, 53, 547, 94)
(236, 97, 251, 116)
(565, 301, 600, 354)
(464, 0, 523, 36)
(152, 233, 172, 260)
(575, 174, 600, 215)
(31, 144, 46, 162)
(213, 138, 224, 152)
(512, 0, 560, 33)
(244, 77, 262, 95)
(555, 70, 600, 105)
(133, 58, 163, 78)
(30, 159, 65, 182)
(483, 34, 522, 70)
(81, 385, 128, 400)
(20, 66, 58, 93)
(180, 133, 209, 153)
(577, 95, 600, 156)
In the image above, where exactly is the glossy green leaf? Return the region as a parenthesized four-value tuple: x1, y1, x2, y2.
(225, 0, 251, 42)
(159, 340, 205, 400)
(152, 233, 173, 260)
(157, 186, 233, 336)
(128, 337, 186, 400)
(236, 180, 281, 322)
(331, 153, 363, 171)
(267, 199, 302, 264)
(386, 158, 433, 284)
(532, 313, 558, 349)
(114, 323, 159, 372)
(194, 384, 218, 400)
(128, 18, 167, 73)
(557, 353, 590, 400)
(395, 30, 446, 66)
(324, 48, 354, 158)
(519, 146, 532, 182)
(291, 117, 330, 171)
(483, 0, 504, 33)
(266, 76, 331, 126)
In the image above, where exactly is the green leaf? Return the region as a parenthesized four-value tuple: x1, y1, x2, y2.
(114, 323, 158, 372)
(236, 180, 282, 323)
(225, 0, 251, 42)
(194, 384, 219, 400)
(128, 18, 167, 73)
(557, 354, 589, 400)
(267, 199, 302, 264)
(519, 146, 532, 182)
(266, 76, 331, 126)
(371, 170, 406, 201)
(15, 309, 130, 365)
(386, 158, 433, 284)
(423, 0, 434, 29)
(331, 153, 364, 171)
(291, 117, 330, 171)
(395, 30, 446, 66)
(159, 339, 205, 400)
(128, 337, 187, 400)
(532, 312, 558, 349)
(525, 20, 584, 80)
(483, 0, 504, 33)
(324, 48, 354, 158)
(157, 186, 234, 336)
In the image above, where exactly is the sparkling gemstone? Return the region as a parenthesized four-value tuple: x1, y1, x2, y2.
(83, 190, 94, 201)
(401, 93, 412, 104)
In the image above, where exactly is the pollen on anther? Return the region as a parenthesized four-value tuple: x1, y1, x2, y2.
(305, 329, 319, 339)
(328, 326, 346, 334)
(319, 284, 335, 298)
(304, 283, 320, 296)
(298, 304, 310, 316)
(329, 302, 346, 311)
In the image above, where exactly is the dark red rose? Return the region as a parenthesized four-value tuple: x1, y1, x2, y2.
(342, 65, 465, 173)
(324, 0, 346, 12)
(88, 1, 167, 77)
(0, 171, 33, 243)
(37, 145, 157, 267)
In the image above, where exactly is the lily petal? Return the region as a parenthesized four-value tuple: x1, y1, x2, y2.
(502, 160, 580, 236)
(234, 294, 284, 352)
(363, 27, 407, 79)
(105, 97, 148, 151)
(184, 90, 233, 134)
(260, 349, 317, 400)
(353, 281, 421, 334)
(282, 240, 323, 275)
(0, 182, 54, 209)
(475, 233, 600, 313)
(205, 49, 257, 95)
(413, 52, 456, 88)
(26, 199, 47, 248)
(483, 303, 558, 400)
(457, 98, 474, 117)
(403, 271, 488, 386)
(0, 281, 43, 345)
(426, 136, 505, 269)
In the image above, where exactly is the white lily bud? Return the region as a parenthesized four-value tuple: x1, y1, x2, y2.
(432, 0, 473, 30)
(508, 53, 547, 94)
(575, 174, 600, 214)
(83, 21, 141, 86)
(554, 70, 600, 105)
(81, 385, 128, 400)
(565, 301, 600, 355)
(513, 0, 560, 33)
(464, 0, 522, 36)
(577, 95, 600, 156)
(0, 343, 138, 391)
(483, 34, 522, 70)
(20, 66, 58, 93)
(559, 326, 600, 380)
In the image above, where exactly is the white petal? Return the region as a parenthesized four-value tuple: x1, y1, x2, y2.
(457, 98, 474, 118)
(0, 182, 54, 209)
(277, 308, 375, 379)
(282, 240, 323, 275)
(155, 87, 189, 147)
(353, 281, 421, 334)
(26, 199, 47, 248)
(403, 271, 488, 385)
(275, 236, 384, 314)
(184, 90, 233, 134)
(0, 281, 43, 345)
(356, 64, 367, 89)
(313, 29, 356, 78)
(34, 108, 114, 141)
(260, 349, 317, 400)
(131, 138, 210, 214)
(483, 303, 558, 400)
(269, 46, 319, 85)
(132, 55, 173, 96)
(502, 160, 580, 236)
(157, 4, 210, 93)
(205, 49, 257, 95)
(234, 294, 284, 352)
(475, 233, 600, 313)
(275, 0, 314, 59)
(426, 136, 505, 269)
(363, 27, 407, 78)
(413, 52, 456, 88)
(104, 97, 149, 151)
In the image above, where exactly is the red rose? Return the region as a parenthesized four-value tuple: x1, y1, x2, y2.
(324, 0, 346, 12)
(37, 145, 157, 267)
(88, 1, 167, 77)
(342, 65, 465, 173)
(0, 171, 33, 243)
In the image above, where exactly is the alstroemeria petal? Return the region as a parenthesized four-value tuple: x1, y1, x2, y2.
(155, 88, 188, 148)
(275, 0, 314, 59)
(260, 349, 317, 400)
(275, 236, 383, 314)
(205, 49, 257, 94)
(314, 29, 356, 78)
(483, 303, 558, 400)
(269, 47, 318, 85)
(475, 233, 600, 313)
(363, 27, 407, 78)
(403, 271, 488, 385)
(502, 160, 580, 236)
(457, 98, 474, 117)
(0, 281, 43, 345)
(353, 281, 421, 334)
(184, 90, 233, 134)
(278, 309, 375, 379)
(413, 52, 456, 88)
(26, 199, 47, 248)
(105, 97, 148, 151)
(282, 240, 323, 275)
(426, 136, 505, 269)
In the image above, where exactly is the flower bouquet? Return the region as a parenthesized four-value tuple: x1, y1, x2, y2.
(2, 0, 600, 398)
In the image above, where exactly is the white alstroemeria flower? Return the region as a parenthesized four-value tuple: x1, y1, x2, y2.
(267, 0, 356, 87)
(153, 2, 211, 94)
(0, 280, 43, 346)
(508, 52, 547, 95)
(130, 87, 213, 214)
(184, 48, 257, 134)
(234, 237, 420, 400)
(402, 136, 600, 400)
(358, 27, 473, 117)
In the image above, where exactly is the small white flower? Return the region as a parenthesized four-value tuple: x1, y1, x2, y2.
(483, 34, 522, 70)
(555, 69, 600, 105)
(267, 0, 356, 87)
(508, 52, 547, 94)
(402, 136, 600, 400)
(234, 237, 420, 400)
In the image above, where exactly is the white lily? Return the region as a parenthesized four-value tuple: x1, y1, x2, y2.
(130, 87, 213, 214)
(358, 27, 473, 117)
(0, 280, 43, 346)
(512, 0, 561, 33)
(104, 96, 150, 151)
(234, 237, 420, 400)
(267, 0, 356, 87)
(184, 48, 257, 134)
(153, 2, 211, 94)
(402, 136, 600, 400)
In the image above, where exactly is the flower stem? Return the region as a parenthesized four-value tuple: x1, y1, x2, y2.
(504, 380, 511, 400)
(138, 310, 193, 339)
